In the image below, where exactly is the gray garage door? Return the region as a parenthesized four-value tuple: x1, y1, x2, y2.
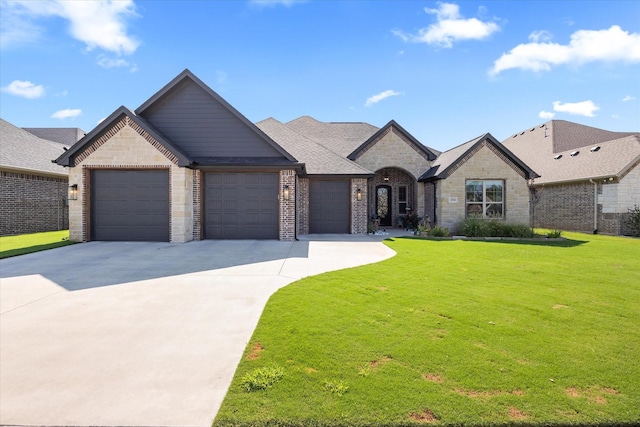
(309, 180, 350, 234)
(204, 172, 278, 239)
(91, 170, 170, 241)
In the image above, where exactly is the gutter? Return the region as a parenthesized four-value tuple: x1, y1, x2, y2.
(589, 179, 598, 234)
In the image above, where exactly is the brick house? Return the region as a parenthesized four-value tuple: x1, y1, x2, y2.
(55, 69, 536, 242)
(1, 119, 74, 235)
(503, 120, 640, 235)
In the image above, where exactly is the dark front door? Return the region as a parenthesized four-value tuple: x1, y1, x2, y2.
(376, 185, 392, 227)
(203, 172, 278, 239)
(91, 169, 170, 241)
(309, 180, 350, 233)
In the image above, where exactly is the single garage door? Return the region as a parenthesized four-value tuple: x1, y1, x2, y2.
(309, 179, 350, 234)
(204, 172, 278, 239)
(91, 170, 170, 241)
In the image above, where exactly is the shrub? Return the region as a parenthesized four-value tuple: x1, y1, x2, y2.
(547, 230, 563, 238)
(241, 366, 284, 392)
(461, 218, 489, 237)
(626, 204, 640, 237)
(460, 219, 534, 238)
(427, 226, 449, 237)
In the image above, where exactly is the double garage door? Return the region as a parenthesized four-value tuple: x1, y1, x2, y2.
(90, 170, 279, 241)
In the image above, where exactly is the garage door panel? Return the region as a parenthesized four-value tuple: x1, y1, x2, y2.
(91, 170, 169, 242)
(310, 180, 350, 234)
(204, 172, 278, 240)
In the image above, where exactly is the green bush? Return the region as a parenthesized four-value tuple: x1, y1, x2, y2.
(547, 230, 563, 238)
(241, 365, 284, 392)
(626, 204, 640, 237)
(460, 219, 534, 238)
(427, 226, 449, 237)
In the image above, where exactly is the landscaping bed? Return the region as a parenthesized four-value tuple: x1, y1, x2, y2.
(215, 232, 640, 426)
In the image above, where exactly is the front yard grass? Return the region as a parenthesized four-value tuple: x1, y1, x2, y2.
(215, 232, 640, 426)
(0, 230, 73, 259)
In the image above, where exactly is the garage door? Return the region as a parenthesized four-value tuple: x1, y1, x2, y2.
(309, 180, 350, 234)
(204, 172, 278, 239)
(91, 170, 170, 241)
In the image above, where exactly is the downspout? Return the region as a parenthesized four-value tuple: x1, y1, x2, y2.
(589, 179, 598, 234)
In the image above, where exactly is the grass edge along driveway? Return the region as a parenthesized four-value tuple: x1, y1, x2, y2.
(0, 230, 73, 259)
(215, 232, 640, 426)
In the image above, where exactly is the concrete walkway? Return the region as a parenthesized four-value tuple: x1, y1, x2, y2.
(0, 232, 408, 427)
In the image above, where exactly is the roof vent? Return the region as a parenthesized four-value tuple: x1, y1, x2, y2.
(554, 154, 562, 160)
(520, 131, 525, 135)
(540, 124, 546, 128)
(570, 151, 580, 157)
(530, 128, 535, 131)
(590, 146, 601, 152)
(512, 134, 518, 138)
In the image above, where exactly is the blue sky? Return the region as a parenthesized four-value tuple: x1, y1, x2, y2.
(1, 0, 639, 152)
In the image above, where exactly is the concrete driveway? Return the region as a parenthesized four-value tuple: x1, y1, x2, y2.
(0, 233, 403, 426)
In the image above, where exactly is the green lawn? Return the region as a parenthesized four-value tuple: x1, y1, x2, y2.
(0, 230, 74, 259)
(215, 232, 640, 426)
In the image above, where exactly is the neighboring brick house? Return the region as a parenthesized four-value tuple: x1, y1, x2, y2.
(55, 69, 536, 242)
(503, 120, 640, 235)
(0, 119, 75, 235)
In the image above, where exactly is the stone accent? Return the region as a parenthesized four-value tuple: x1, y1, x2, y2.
(279, 170, 296, 240)
(436, 145, 531, 233)
(0, 171, 69, 235)
(296, 177, 310, 235)
(69, 123, 193, 243)
(351, 178, 368, 234)
(354, 127, 432, 181)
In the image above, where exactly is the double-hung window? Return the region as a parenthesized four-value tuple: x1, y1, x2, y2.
(465, 180, 504, 219)
(398, 185, 408, 214)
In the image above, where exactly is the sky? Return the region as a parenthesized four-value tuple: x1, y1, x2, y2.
(1, 0, 639, 152)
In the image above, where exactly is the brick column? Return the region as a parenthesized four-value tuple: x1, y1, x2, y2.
(351, 178, 368, 234)
(279, 170, 296, 240)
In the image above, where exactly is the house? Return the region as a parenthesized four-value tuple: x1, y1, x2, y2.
(23, 127, 86, 146)
(502, 120, 640, 235)
(55, 69, 536, 242)
(0, 119, 74, 235)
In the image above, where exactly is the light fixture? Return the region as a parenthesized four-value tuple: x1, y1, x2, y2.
(383, 175, 389, 182)
(356, 188, 362, 201)
(283, 184, 290, 201)
(68, 184, 78, 200)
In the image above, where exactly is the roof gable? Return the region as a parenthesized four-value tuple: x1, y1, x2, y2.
(135, 69, 296, 162)
(419, 133, 538, 182)
(348, 120, 438, 162)
(1, 118, 69, 176)
(55, 107, 192, 167)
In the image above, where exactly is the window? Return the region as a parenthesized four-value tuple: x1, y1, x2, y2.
(465, 180, 504, 219)
(398, 185, 408, 214)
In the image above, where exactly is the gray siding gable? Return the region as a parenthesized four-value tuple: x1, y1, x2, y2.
(136, 70, 295, 161)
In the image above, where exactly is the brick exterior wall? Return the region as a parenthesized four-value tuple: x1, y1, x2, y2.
(296, 177, 310, 235)
(531, 165, 640, 235)
(351, 178, 368, 234)
(192, 169, 202, 240)
(279, 170, 296, 241)
(68, 120, 193, 243)
(1, 171, 69, 235)
(368, 167, 417, 227)
(436, 144, 531, 233)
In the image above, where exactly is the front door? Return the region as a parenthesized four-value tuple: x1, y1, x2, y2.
(376, 185, 392, 227)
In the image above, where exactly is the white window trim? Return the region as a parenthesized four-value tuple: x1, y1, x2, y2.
(465, 179, 505, 219)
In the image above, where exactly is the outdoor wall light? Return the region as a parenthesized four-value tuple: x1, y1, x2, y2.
(68, 184, 78, 200)
(383, 175, 390, 182)
(283, 184, 290, 201)
(356, 188, 362, 201)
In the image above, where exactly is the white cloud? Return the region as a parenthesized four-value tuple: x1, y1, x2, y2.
(365, 90, 402, 107)
(1, 80, 45, 98)
(491, 25, 640, 75)
(1, 0, 139, 55)
(529, 30, 553, 43)
(552, 100, 599, 117)
(539, 111, 555, 119)
(393, 2, 499, 48)
(51, 108, 82, 120)
(622, 95, 635, 102)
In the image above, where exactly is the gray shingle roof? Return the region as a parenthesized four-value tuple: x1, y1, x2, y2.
(503, 120, 640, 185)
(1, 118, 69, 176)
(256, 118, 372, 175)
(285, 116, 380, 157)
(22, 127, 85, 145)
(419, 133, 538, 182)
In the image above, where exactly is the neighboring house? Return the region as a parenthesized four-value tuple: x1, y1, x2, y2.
(55, 69, 536, 242)
(0, 119, 73, 235)
(503, 120, 640, 235)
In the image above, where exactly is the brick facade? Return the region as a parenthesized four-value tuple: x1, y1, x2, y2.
(368, 167, 417, 227)
(351, 178, 368, 234)
(435, 143, 531, 233)
(296, 177, 310, 235)
(1, 171, 69, 235)
(279, 170, 296, 241)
